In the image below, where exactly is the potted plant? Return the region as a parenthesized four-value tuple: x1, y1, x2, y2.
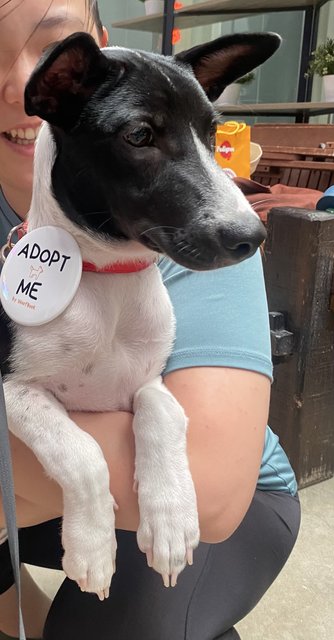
(307, 38, 334, 102)
(139, 0, 164, 16)
(214, 72, 255, 106)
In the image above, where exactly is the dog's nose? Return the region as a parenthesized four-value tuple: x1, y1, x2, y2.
(219, 216, 266, 263)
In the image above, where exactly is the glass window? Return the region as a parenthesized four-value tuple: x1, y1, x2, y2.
(173, 11, 304, 109)
(98, 0, 159, 51)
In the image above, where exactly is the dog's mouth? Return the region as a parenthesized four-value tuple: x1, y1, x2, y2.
(140, 232, 162, 253)
(139, 229, 246, 271)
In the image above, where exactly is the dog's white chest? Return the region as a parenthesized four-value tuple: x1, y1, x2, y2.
(10, 265, 175, 412)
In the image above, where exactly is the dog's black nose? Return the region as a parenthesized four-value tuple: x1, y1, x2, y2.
(219, 217, 266, 263)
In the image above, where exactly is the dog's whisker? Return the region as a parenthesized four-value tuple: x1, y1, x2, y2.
(73, 166, 90, 181)
(185, 245, 199, 257)
(176, 240, 188, 247)
(160, 231, 178, 237)
(96, 216, 112, 232)
(176, 245, 190, 255)
(177, 240, 192, 249)
(82, 210, 111, 217)
(139, 225, 182, 237)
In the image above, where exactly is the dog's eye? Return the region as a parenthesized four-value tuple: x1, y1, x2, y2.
(124, 126, 153, 148)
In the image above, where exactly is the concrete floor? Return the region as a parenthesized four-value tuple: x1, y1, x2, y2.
(24, 477, 334, 640)
(236, 477, 334, 640)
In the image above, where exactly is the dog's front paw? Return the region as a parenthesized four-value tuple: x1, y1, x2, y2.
(137, 474, 200, 587)
(62, 494, 117, 600)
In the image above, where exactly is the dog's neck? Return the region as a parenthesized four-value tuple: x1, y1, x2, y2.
(28, 124, 156, 269)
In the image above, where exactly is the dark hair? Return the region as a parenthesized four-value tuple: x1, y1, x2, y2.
(89, 0, 103, 36)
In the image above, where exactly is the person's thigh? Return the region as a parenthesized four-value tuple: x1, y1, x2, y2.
(43, 490, 300, 640)
(0, 519, 63, 596)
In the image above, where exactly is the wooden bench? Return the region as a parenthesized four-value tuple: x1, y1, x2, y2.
(252, 124, 334, 191)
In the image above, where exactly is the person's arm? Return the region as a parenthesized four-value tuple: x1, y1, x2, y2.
(1, 365, 269, 543)
(166, 367, 270, 542)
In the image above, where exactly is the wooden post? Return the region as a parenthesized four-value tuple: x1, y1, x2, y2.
(263, 207, 334, 488)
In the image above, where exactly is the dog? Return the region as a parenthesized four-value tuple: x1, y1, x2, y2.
(29, 265, 44, 280)
(0, 31, 280, 599)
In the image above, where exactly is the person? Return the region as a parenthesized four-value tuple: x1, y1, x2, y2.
(0, 1, 300, 639)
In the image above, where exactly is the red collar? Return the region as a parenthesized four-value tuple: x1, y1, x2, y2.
(82, 260, 154, 274)
(18, 222, 154, 274)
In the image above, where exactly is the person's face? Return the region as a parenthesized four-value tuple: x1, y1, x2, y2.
(0, 0, 105, 196)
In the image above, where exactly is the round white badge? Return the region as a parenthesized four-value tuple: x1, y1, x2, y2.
(0, 226, 82, 326)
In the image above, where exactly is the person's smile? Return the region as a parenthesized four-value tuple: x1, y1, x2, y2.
(0, 120, 42, 158)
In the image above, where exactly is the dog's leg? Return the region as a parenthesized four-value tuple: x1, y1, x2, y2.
(133, 376, 200, 586)
(4, 380, 117, 600)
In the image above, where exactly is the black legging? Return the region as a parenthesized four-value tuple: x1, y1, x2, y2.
(1, 490, 300, 639)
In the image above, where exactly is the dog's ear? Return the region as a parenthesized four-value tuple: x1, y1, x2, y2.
(175, 32, 281, 102)
(25, 32, 123, 130)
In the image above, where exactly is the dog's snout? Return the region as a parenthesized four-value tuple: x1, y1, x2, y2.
(139, 212, 266, 270)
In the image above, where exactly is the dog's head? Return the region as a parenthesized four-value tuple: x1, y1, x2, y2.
(25, 32, 280, 270)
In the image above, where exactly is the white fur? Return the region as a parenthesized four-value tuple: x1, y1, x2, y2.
(4, 123, 200, 597)
(190, 127, 260, 221)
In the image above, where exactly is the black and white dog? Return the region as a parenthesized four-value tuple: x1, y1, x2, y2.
(1, 32, 280, 599)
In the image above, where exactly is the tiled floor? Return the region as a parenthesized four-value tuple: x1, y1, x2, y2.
(20, 477, 334, 639)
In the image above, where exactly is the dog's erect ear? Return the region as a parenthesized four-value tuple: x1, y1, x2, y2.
(25, 32, 123, 130)
(175, 32, 281, 102)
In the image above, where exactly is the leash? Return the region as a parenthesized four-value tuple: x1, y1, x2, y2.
(0, 372, 26, 639)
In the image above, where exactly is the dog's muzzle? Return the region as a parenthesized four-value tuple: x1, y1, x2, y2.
(141, 216, 266, 271)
